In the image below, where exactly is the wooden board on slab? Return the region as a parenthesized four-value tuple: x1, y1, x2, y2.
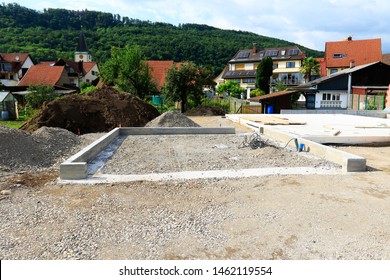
(238, 115, 306, 125)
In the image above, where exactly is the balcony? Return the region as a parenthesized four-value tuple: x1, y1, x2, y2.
(320, 100, 342, 108)
(272, 78, 305, 86)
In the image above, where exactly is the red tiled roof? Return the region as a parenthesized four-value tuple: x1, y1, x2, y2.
(83, 62, 97, 73)
(0, 53, 30, 63)
(18, 65, 66, 87)
(146, 60, 175, 90)
(325, 38, 382, 68)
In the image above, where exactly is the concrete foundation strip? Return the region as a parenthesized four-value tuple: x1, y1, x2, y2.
(60, 167, 342, 184)
(226, 114, 367, 172)
(60, 127, 236, 180)
(60, 121, 366, 181)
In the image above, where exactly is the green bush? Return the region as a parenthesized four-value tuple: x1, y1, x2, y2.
(250, 88, 265, 98)
(202, 97, 230, 113)
(25, 85, 58, 108)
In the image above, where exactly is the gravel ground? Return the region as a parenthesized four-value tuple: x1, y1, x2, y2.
(1, 117, 390, 260)
(100, 134, 338, 175)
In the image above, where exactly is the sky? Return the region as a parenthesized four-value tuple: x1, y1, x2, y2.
(5, 0, 390, 53)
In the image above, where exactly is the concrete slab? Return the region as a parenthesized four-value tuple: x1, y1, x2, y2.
(225, 114, 382, 172)
(227, 114, 390, 144)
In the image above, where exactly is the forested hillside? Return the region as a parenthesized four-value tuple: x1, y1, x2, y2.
(0, 3, 323, 74)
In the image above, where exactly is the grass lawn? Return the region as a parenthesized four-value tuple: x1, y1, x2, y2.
(0, 120, 26, 129)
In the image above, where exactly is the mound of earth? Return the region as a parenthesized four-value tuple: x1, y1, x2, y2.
(0, 125, 80, 172)
(145, 110, 200, 127)
(184, 105, 226, 116)
(22, 87, 160, 134)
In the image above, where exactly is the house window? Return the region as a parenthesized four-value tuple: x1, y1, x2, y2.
(330, 69, 338, 74)
(281, 50, 286, 56)
(286, 62, 295, 68)
(289, 49, 299, 55)
(243, 78, 255, 83)
(333, 53, 346, 59)
(322, 93, 340, 101)
(259, 51, 264, 59)
(273, 63, 278, 69)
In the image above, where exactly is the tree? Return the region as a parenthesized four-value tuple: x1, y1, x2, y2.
(300, 57, 320, 83)
(99, 45, 157, 98)
(162, 62, 213, 113)
(25, 84, 57, 108)
(216, 80, 245, 98)
(255, 56, 273, 94)
(273, 80, 287, 92)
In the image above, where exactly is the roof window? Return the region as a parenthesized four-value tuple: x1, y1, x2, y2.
(333, 53, 346, 59)
(236, 52, 250, 59)
(265, 50, 279, 57)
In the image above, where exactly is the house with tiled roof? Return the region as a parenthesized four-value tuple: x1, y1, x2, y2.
(146, 60, 175, 91)
(0, 53, 34, 86)
(17, 64, 70, 88)
(299, 61, 390, 110)
(221, 43, 306, 97)
(146, 60, 188, 91)
(324, 37, 382, 75)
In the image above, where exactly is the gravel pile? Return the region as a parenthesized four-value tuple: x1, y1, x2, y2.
(145, 110, 200, 127)
(0, 126, 81, 172)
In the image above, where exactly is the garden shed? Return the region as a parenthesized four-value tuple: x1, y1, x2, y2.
(0, 91, 18, 120)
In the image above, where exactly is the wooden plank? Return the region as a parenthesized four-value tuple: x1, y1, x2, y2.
(355, 126, 390, 129)
(323, 125, 341, 136)
(238, 115, 306, 125)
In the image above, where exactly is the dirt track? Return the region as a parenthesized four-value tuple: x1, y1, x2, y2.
(1, 116, 390, 260)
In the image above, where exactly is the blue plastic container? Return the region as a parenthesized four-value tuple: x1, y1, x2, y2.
(267, 105, 274, 114)
(1, 111, 9, 121)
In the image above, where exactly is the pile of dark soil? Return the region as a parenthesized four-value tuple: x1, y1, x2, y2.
(22, 87, 160, 134)
(184, 105, 226, 116)
(145, 110, 200, 127)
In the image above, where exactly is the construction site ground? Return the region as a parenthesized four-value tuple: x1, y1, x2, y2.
(1, 116, 390, 260)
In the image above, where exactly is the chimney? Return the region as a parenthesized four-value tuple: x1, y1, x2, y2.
(347, 36, 352, 41)
(252, 43, 257, 53)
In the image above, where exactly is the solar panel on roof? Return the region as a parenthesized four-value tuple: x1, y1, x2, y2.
(265, 50, 278, 57)
(237, 52, 250, 59)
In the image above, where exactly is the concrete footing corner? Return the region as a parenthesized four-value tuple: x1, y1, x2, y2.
(226, 114, 367, 172)
(60, 127, 235, 180)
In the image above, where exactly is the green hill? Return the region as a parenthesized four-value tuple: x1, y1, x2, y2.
(0, 3, 323, 74)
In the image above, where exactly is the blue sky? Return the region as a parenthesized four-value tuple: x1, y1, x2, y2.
(5, 0, 390, 53)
